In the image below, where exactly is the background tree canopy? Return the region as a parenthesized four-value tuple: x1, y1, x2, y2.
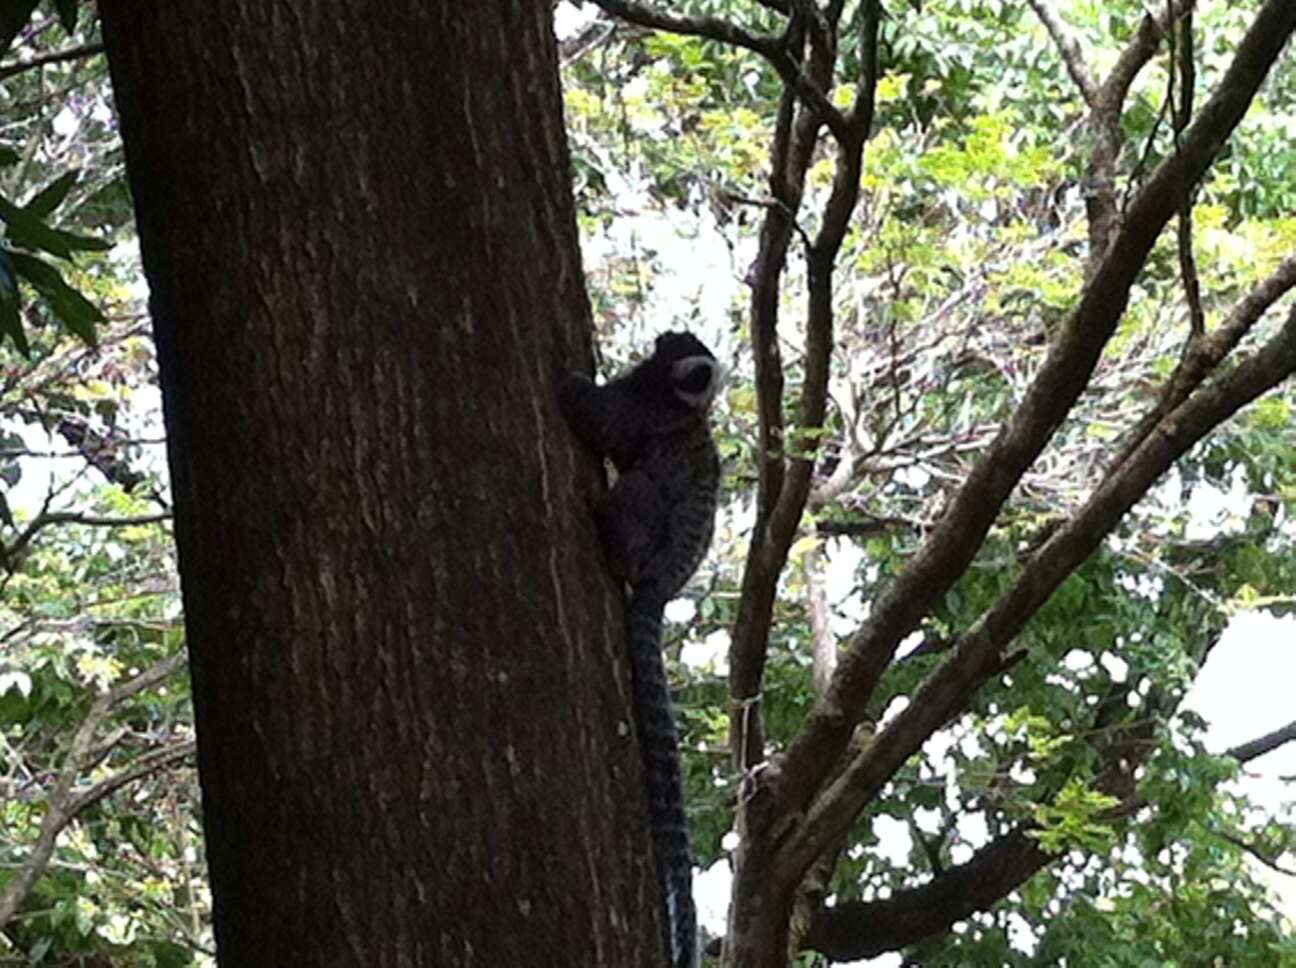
(0, 1, 1294, 966)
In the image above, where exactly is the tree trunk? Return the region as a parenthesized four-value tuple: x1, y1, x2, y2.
(99, 3, 662, 965)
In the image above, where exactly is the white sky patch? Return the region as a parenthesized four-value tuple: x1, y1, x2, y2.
(1098, 651, 1129, 682)
(552, 1, 597, 40)
(680, 628, 730, 675)
(583, 204, 744, 353)
(957, 727, 987, 763)
(1009, 762, 1037, 785)
(51, 104, 78, 137)
(871, 814, 912, 867)
(960, 810, 988, 849)
(1006, 911, 1038, 954)
(823, 537, 868, 637)
(664, 598, 696, 624)
(911, 806, 941, 836)
(1186, 611, 1296, 751)
(923, 728, 955, 764)
(879, 694, 909, 728)
(1061, 648, 1092, 673)
(949, 840, 973, 865)
(1185, 610, 1296, 917)
(893, 464, 932, 490)
(6, 421, 62, 514)
(694, 858, 732, 938)
(1183, 466, 1253, 541)
(895, 628, 925, 660)
(111, 237, 151, 302)
(838, 955, 902, 968)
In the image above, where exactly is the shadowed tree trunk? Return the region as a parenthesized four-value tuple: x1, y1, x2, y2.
(99, 3, 663, 965)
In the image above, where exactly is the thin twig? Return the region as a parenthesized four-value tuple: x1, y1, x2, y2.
(1027, 0, 1097, 104)
(0, 42, 105, 82)
(1227, 719, 1296, 763)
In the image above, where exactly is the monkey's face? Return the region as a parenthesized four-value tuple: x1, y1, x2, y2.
(653, 331, 721, 411)
(671, 353, 722, 410)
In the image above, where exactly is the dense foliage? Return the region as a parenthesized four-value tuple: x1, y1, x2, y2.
(0, 4, 201, 965)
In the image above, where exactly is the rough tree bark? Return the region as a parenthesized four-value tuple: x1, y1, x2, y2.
(99, 3, 662, 966)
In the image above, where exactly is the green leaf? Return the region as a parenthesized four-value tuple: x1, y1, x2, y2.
(26, 169, 78, 218)
(0, 193, 74, 257)
(8, 249, 102, 345)
(50, 0, 76, 32)
(0, 192, 109, 257)
(0, 0, 38, 57)
(0, 147, 19, 167)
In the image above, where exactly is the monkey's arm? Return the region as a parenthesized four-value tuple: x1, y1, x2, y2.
(559, 373, 618, 457)
(594, 469, 666, 586)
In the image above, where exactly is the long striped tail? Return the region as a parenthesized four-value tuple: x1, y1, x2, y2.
(627, 590, 698, 968)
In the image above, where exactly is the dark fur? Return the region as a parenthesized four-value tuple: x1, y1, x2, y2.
(560, 332, 721, 968)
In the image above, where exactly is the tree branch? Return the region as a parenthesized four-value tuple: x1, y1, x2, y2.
(1027, 0, 1097, 104)
(798, 674, 1163, 959)
(1110, 252, 1296, 470)
(3, 509, 172, 568)
(805, 828, 1050, 960)
(1102, 1, 1194, 113)
(0, 42, 105, 82)
(558, 18, 617, 64)
(66, 738, 197, 816)
(1227, 719, 1296, 763)
(587, 0, 776, 54)
(1083, 1, 1195, 268)
(1170, 9, 1206, 339)
(728, 1, 880, 774)
(729, 6, 824, 772)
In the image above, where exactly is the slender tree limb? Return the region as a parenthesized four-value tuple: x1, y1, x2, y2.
(1218, 830, 1296, 876)
(1170, 9, 1206, 339)
(1027, 1, 1097, 104)
(587, 0, 776, 54)
(559, 18, 617, 64)
(3, 509, 172, 567)
(1227, 719, 1296, 763)
(726, 12, 884, 962)
(729, 6, 822, 772)
(1082, 1, 1194, 268)
(728, 1, 882, 787)
(1102, 1, 1194, 113)
(106, 649, 189, 704)
(66, 738, 197, 816)
(0, 42, 105, 82)
(729, 0, 881, 773)
(55, 413, 155, 494)
(805, 828, 1050, 960)
(1110, 252, 1296, 470)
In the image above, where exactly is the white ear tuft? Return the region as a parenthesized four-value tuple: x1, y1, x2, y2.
(671, 355, 722, 409)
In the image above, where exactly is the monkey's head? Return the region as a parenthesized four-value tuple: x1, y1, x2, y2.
(633, 331, 722, 412)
